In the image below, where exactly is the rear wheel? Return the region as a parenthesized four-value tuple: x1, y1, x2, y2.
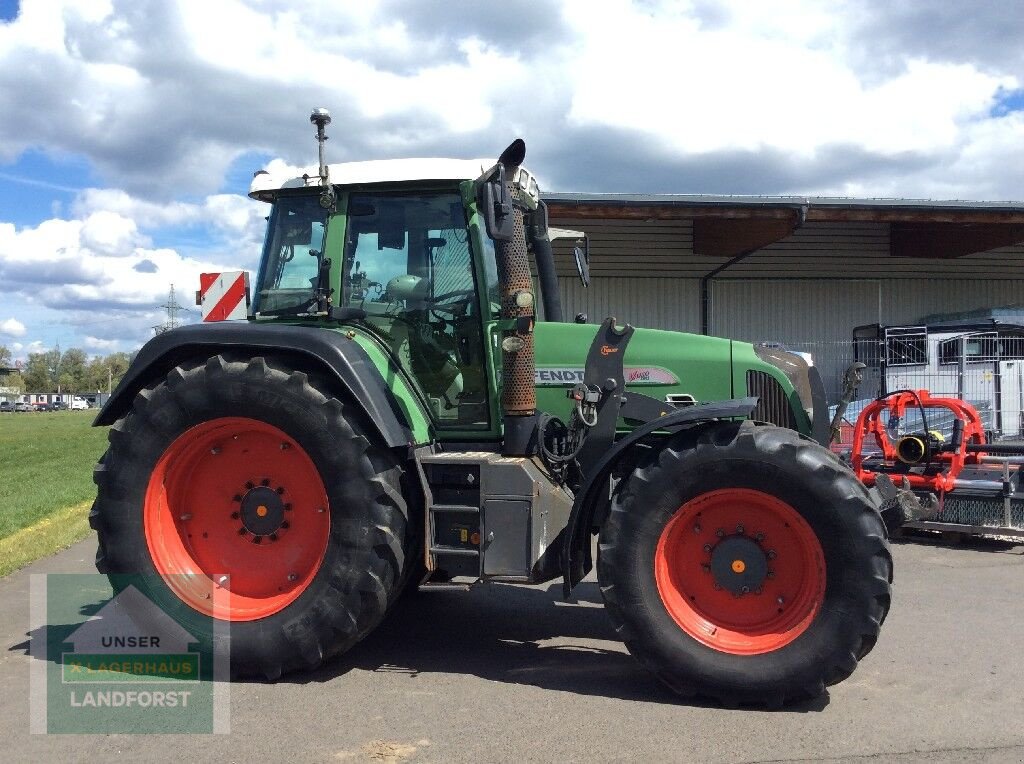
(598, 420, 892, 706)
(90, 354, 412, 679)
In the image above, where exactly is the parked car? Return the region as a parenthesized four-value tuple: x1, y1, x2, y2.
(50, 400, 68, 411)
(34, 402, 52, 412)
(0, 401, 12, 412)
(14, 401, 30, 412)
(69, 397, 89, 410)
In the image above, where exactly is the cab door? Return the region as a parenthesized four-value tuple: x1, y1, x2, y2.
(341, 190, 493, 432)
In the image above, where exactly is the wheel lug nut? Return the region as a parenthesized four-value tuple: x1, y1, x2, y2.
(701, 564, 711, 573)
(766, 570, 775, 578)
(777, 596, 785, 605)
(715, 529, 725, 538)
(230, 512, 240, 520)
(754, 587, 763, 595)
(755, 533, 765, 542)
(280, 442, 291, 450)
(703, 543, 713, 553)
(287, 573, 298, 582)
(713, 583, 722, 590)
(276, 487, 285, 495)
(693, 524, 701, 533)
(736, 524, 744, 534)
(767, 550, 777, 560)
(210, 446, 221, 455)
(740, 586, 749, 594)
(217, 575, 228, 586)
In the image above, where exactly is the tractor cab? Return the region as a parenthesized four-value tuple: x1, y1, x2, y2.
(246, 123, 579, 438)
(251, 176, 498, 427)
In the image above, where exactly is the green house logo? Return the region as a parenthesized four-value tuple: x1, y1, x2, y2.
(31, 574, 229, 734)
(63, 585, 200, 691)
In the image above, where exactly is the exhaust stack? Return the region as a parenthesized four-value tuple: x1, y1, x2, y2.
(489, 140, 538, 454)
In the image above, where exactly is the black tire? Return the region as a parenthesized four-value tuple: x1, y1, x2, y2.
(598, 420, 892, 707)
(90, 354, 413, 680)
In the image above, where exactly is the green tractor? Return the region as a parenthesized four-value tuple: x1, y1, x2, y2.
(89, 109, 891, 706)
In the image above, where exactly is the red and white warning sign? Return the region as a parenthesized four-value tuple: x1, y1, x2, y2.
(198, 271, 250, 321)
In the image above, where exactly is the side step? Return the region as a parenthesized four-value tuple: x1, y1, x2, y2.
(423, 460, 484, 579)
(416, 581, 473, 592)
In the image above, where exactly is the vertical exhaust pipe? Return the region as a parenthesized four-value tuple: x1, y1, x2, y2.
(490, 140, 538, 454)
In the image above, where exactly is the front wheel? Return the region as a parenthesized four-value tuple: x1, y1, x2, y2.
(598, 420, 892, 706)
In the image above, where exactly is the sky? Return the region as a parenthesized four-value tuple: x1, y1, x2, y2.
(0, 0, 1022, 361)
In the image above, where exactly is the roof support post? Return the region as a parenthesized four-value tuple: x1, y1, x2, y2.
(699, 205, 807, 336)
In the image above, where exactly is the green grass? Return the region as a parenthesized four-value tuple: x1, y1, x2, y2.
(0, 500, 92, 577)
(0, 411, 108, 540)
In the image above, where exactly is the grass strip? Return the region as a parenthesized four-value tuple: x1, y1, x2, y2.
(0, 411, 107, 538)
(0, 500, 93, 577)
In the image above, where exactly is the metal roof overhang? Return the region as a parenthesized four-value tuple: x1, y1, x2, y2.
(542, 192, 1024, 260)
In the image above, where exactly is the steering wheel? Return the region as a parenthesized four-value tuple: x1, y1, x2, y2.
(427, 289, 476, 317)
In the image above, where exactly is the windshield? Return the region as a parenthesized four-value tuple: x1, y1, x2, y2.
(254, 195, 328, 315)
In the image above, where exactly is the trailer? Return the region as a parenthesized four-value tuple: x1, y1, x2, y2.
(853, 308, 1024, 440)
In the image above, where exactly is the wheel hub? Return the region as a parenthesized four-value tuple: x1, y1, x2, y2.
(239, 484, 286, 537)
(710, 535, 768, 595)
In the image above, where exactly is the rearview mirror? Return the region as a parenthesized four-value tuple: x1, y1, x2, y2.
(474, 164, 514, 242)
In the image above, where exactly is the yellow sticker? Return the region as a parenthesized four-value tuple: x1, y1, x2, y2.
(460, 528, 468, 543)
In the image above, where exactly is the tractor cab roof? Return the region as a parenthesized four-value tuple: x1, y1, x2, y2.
(249, 157, 496, 201)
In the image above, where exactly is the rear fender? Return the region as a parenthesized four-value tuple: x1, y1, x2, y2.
(94, 322, 416, 449)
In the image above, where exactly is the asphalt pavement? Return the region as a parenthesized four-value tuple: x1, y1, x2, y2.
(1, 536, 1023, 763)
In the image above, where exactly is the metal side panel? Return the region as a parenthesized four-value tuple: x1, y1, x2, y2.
(482, 500, 531, 577)
(419, 452, 573, 583)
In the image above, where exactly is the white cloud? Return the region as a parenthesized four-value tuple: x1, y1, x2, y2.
(0, 197, 247, 345)
(84, 335, 120, 350)
(1, 317, 27, 337)
(0, 0, 1023, 354)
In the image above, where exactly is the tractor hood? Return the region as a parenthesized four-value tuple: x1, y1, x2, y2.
(533, 322, 813, 434)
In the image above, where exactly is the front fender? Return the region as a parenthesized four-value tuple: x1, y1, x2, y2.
(561, 397, 758, 596)
(95, 322, 415, 449)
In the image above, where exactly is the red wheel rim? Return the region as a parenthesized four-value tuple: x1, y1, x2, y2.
(654, 488, 826, 655)
(144, 417, 330, 621)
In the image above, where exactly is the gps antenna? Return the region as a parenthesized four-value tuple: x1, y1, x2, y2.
(310, 108, 335, 210)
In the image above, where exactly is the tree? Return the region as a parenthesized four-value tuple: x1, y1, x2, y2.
(58, 348, 88, 392)
(0, 345, 11, 367)
(23, 352, 57, 392)
(105, 352, 131, 392)
(3, 371, 25, 392)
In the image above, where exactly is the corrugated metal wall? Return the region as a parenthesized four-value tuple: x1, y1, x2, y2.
(548, 215, 1024, 396)
(550, 216, 1024, 335)
(558, 277, 702, 331)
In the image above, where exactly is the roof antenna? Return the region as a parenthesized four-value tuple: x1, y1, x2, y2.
(310, 108, 336, 211)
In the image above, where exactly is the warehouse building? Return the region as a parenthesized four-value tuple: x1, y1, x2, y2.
(544, 193, 1024, 412)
